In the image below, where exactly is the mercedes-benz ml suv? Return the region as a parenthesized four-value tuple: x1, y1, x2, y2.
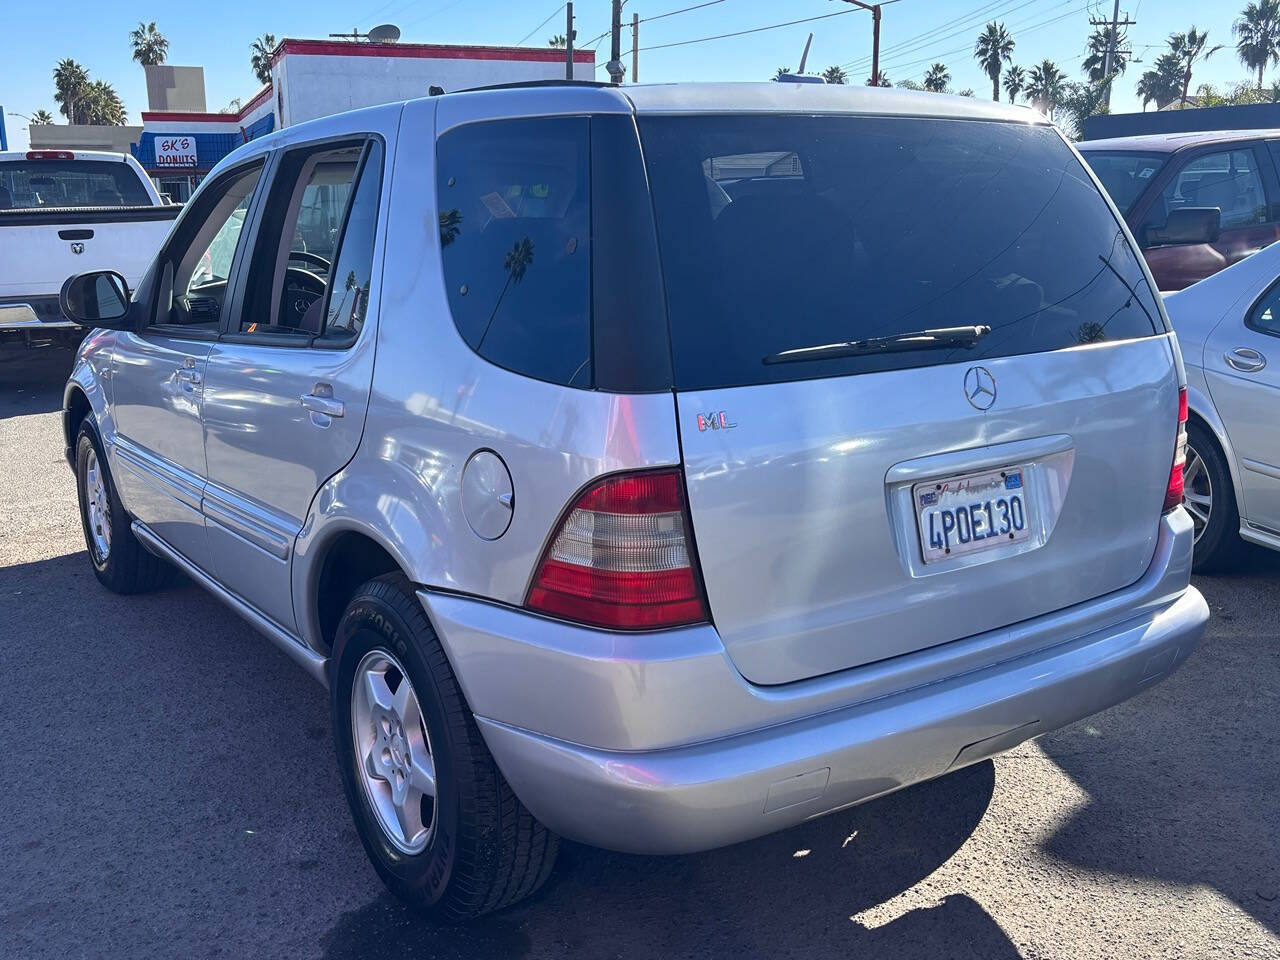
(59, 82, 1209, 919)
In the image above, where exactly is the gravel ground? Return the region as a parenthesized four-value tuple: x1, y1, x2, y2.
(1, 344, 1278, 960)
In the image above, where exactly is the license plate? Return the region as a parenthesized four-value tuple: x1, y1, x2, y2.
(913, 466, 1032, 564)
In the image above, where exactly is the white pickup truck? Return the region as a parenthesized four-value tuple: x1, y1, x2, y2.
(0, 149, 181, 343)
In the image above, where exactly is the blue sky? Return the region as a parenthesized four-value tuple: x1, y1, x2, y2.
(0, 0, 1264, 150)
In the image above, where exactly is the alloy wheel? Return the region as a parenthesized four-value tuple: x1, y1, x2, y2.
(1183, 444, 1212, 544)
(84, 448, 112, 563)
(350, 649, 437, 855)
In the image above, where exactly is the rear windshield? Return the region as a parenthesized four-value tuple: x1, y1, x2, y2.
(0, 160, 151, 210)
(638, 116, 1163, 391)
(1078, 150, 1167, 214)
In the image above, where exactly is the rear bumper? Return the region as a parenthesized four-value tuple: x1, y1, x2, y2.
(421, 510, 1207, 854)
(0, 298, 75, 331)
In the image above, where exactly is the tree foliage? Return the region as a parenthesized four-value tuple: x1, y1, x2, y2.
(250, 33, 276, 87)
(1026, 59, 1066, 118)
(822, 65, 848, 84)
(974, 21, 1015, 101)
(129, 21, 169, 67)
(1234, 0, 1280, 88)
(1168, 27, 1222, 106)
(1003, 64, 1025, 102)
(923, 63, 951, 92)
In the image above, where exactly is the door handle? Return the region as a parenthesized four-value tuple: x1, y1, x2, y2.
(176, 367, 202, 385)
(300, 385, 345, 419)
(1225, 347, 1267, 373)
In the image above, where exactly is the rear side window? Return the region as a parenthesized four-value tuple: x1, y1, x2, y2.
(0, 160, 151, 209)
(638, 115, 1163, 390)
(1078, 150, 1167, 214)
(436, 117, 591, 387)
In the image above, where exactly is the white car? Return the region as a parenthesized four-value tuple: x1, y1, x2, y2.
(1165, 241, 1280, 570)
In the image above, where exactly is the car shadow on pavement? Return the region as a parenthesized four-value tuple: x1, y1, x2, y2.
(1035, 552, 1280, 940)
(0, 345, 76, 419)
(320, 761, 1023, 960)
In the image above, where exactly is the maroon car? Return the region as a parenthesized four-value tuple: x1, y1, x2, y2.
(1079, 129, 1280, 292)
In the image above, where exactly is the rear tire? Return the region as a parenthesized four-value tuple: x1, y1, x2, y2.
(1185, 421, 1242, 574)
(74, 420, 170, 594)
(330, 574, 558, 920)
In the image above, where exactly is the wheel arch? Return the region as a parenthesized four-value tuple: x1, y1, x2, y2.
(1184, 385, 1246, 522)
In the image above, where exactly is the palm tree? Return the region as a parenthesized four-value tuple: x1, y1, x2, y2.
(866, 70, 891, 87)
(53, 58, 90, 124)
(548, 34, 566, 48)
(250, 33, 276, 87)
(1003, 64, 1026, 102)
(1136, 52, 1185, 110)
(30, 109, 54, 124)
(1026, 59, 1066, 118)
(1083, 26, 1129, 84)
(1235, 1, 1280, 88)
(974, 21, 1015, 101)
(775, 66, 791, 80)
(1168, 27, 1223, 106)
(82, 80, 127, 125)
(129, 21, 169, 67)
(923, 63, 950, 92)
(823, 65, 848, 84)
(477, 237, 535, 349)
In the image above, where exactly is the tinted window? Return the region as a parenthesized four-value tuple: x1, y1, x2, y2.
(1139, 149, 1269, 244)
(436, 117, 591, 387)
(0, 160, 151, 209)
(638, 115, 1163, 390)
(1078, 151, 1166, 214)
(1249, 280, 1280, 337)
(321, 140, 383, 341)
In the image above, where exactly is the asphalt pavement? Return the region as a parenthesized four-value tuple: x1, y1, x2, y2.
(1, 344, 1278, 960)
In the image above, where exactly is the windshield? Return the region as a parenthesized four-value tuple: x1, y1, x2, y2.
(637, 115, 1163, 390)
(0, 160, 151, 210)
(1077, 150, 1167, 214)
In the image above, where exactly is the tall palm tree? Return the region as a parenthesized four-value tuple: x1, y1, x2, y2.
(1235, 1, 1280, 89)
(30, 109, 54, 124)
(53, 58, 90, 124)
(250, 33, 276, 87)
(1003, 64, 1026, 102)
(1026, 59, 1066, 119)
(1082, 26, 1129, 83)
(1168, 27, 1222, 106)
(1136, 52, 1185, 110)
(80, 80, 127, 125)
(974, 21, 1015, 101)
(866, 69, 891, 87)
(548, 34, 566, 48)
(823, 65, 848, 84)
(129, 21, 169, 67)
(478, 237, 535, 349)
(923, 63, 950, 92)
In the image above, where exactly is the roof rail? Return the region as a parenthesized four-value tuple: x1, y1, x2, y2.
(450, 79, 614, 95)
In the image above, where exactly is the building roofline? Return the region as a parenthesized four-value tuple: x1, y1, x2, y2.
(142, 83, 273, 124)
(270, 38, 594, 65)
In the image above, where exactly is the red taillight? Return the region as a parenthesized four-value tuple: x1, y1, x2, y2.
(526, 469, 709, 630)
(26, 150, 74, 161)
(1164, 386, 1188, 513)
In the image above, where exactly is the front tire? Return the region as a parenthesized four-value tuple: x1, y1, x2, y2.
(74, 420, 170, 594)
(1185, 421, 1242, 574)
(330, 574, 558, 920)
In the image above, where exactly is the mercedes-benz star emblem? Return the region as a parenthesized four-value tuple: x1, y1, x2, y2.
(964, 366, 997, 411)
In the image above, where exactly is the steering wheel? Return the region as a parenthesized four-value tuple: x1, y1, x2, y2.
(288, 250, 331, 272)
(281, 266, 326, 329)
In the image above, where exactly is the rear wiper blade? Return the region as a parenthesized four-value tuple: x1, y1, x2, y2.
(763, 325, 991, 365)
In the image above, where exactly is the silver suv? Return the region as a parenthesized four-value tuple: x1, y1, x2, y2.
(60, 83, 1209, 918)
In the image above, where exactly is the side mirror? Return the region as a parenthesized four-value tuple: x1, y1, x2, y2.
(59, 270, 131, 328)
(1144, 207, 1222, 247)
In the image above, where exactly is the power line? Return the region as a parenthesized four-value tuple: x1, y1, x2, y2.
(638, 0, 729, 26)
(515, 3, 567, 47)
(630, 4, 894, 57)
(845, 0, 1055, 71)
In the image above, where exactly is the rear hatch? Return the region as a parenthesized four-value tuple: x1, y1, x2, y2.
(638, 113, 1178, 686)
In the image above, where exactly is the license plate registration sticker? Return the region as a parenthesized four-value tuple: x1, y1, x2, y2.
(913, 466, 1031, 563)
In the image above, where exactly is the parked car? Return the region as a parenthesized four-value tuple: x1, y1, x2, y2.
(1163, 238, 1280, 569)
(58, 83, 1208, 919)
(1078, 129, 1280, 293)
(0, 149, 179, 344)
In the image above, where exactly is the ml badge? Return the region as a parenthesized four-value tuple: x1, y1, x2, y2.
(696, 411, 737, 432)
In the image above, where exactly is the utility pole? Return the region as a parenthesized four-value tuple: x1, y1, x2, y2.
(1091, 2, 1136, 109)
(565, 1, 574, 79)
(837, 1, 882, 86)
(607, 0, 625, 85)
(631, 12, 639, 84)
